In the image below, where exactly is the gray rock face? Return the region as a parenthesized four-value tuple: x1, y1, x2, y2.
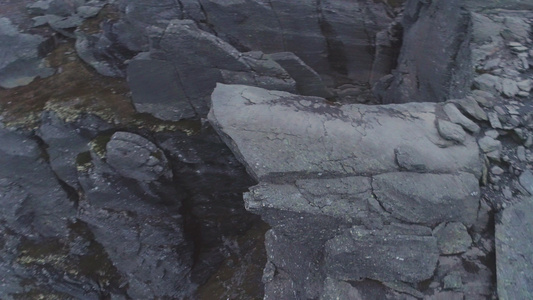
(0, 128, 75, 238)
(106, 132, 171, 182)
(326, 225, 439, 283)
(373, 172, 480, 226)
(267, 52, 333, 98)
(209, 84, 486, 298)
(376, 0, 471, 103)
(437, 119, 467, 144)
(210, 84, 482, 181)
(496, 197, 533, 300)
(126, 20, 298, 119)
(127, 57, 196, 121)
(0, 17, 54, 88)
(78, 143, 194, 299)
(433, 222, 472, 255)
(443, 103, 481, 134)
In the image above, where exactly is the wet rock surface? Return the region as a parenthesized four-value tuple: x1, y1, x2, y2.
(1, 0, 533, 298)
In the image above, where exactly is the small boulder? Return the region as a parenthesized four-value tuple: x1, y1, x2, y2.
(437, 119, 467, 144)
(106, 132, 171, 182)
(433, 222, 472, 255)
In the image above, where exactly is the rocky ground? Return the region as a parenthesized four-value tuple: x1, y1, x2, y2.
(1, 0, 532, 299)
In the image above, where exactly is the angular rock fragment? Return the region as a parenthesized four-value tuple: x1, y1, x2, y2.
(437, 119, 467, 144)
(452, 96, 488, 121)
(496, 197, 533, 300)
(0, 17, 54, 88)
(127, 56, 196, 121)
(372, 172, 480, 226)
(443, 103, 480, 134)
(478, 136, 502, 153)
(106, 132, 171, 182)
(267, 52, 332, 98)
(433, 222, 472, 255)
(325, 225, 439, 283)
(474, 74, 501, 94)
(519, 170, 533, 195)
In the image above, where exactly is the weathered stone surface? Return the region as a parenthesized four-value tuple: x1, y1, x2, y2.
(437, 119, 467, 144)
(0, 17, 54, 88)
(452, 97, 488, 121)
(474, 74, 501, 94)
(78, 144, 194, 299)
(377, 0, 471, 103)
(209, 84, 482, 181)
(373, 172, 480, 226)
(106, 132, 171, 182)
(500, 78, 520, 97)
(325, 225, 439, 283)
(478, 136, 502, 153)
(519, 170, 533, 195)
(127, 56, 196, 121)
(267, 52, 332, 98)
(263, 229, 324, 299)
(0, 128, 75, 238)
(144, 20, 297, 116)
(496, 197, 533, 300)
(37, 111, 94, 189)
(75, 31, 130, 77)
(245, 177, 371, 225)
(433, 222, 472, 255)
(443, 103, 481, 134)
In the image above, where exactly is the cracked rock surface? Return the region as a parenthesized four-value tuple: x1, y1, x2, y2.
(208, 84, 490, 298)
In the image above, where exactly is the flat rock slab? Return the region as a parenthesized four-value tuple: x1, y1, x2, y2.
(373, 172, 480, 227)
(245, 176, 371, 223)
(325, 225, 439, 283)
(209, 84, 482, 181)
(496, 197, 533, 300)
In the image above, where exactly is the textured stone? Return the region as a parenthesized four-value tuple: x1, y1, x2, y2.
(443, 103, 480, 134)
(478, 136, 502, 153)
(267, 52, 332, 98)
(209, 84, 482, 181)
(373, 172, 481, 227)
(127, 57, 196, 121)
(519, 170, 533, 195)
(0, 17, 54, 88)
(437, 119, 467, 144)
(106, 132, 171, 182)
(496, 197, 533, 300)
(433, 222, 472, 255)
(452, 96, 488, 121)
(325, 225, 439, 283)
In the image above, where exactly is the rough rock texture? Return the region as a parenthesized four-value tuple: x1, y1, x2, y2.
(496, 197, 533, 300)
(209, 84, 486, 298)
(0, 17, 54, 88)
(375, 0, 472, 103)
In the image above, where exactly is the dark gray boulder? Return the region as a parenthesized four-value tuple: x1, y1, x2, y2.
(0, 128, 76, 238)
(127, 56, 196, 121)
(78, 131, 194, 299)
(267, 52, 333, 98)
(37, 111, 95, 189)
(106, 131, 172, 182)
(376, 0, 472, 103)
(0, 17, 54, 88)
(209, 84, 482, 181)
(127, 20, 297, 119)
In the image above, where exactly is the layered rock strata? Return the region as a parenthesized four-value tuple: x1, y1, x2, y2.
(209, 84, 490, 298)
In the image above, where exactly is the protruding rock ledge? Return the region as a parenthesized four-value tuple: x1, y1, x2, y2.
(208, 83, 486, 298)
